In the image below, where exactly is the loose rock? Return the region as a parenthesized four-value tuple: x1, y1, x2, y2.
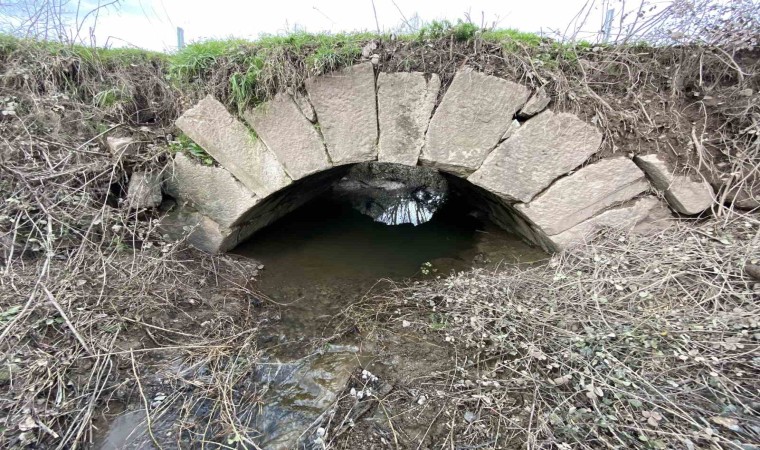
(518, 87, 551, 118)
(127, 171, 162, 209)
(106, 136, 139, 157)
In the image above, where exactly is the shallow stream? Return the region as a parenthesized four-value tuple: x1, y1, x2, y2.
(99, 179, 547, 449)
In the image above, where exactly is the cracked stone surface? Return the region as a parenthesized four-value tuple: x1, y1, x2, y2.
(377, 72, 440, 166)
(305, 62, 378, 165)
(634, 154, 714, 215)
(160, 208, 241, 253)
(244, 93, 331, 180)
(515, 157, 649, 235)
(164, 153, 259, 228)
(420, 68, 530, 176)
(469, 110, 603, 203)
(176, 95, 291, 197)
(549, 196, 673, 250)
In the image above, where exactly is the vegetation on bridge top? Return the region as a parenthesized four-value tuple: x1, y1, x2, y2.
(1, 22, 595, 112)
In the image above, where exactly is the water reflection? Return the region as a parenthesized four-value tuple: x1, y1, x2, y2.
(374, 192, 444, 225)
(333, 163, 448, 226)
(97, 163, 549, 450)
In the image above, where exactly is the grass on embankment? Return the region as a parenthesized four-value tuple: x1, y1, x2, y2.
(1, 21, 584, 114)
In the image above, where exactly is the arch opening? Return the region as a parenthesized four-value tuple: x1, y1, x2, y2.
(229, 162, 548, 275)
(163, 64, 680, 257)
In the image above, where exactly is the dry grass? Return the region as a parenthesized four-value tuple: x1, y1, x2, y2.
(0, 66, 268, 447)
(0, 245, 268, 448)
(335, 217, 759, 449)
(0, 27, 758, 449)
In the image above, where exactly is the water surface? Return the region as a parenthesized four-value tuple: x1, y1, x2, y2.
(99, 192, 547, 449)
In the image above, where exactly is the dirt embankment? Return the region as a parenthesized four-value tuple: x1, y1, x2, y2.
(0, 32, 758, 449)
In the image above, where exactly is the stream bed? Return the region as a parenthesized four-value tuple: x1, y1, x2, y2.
(98, 182, 547, 449)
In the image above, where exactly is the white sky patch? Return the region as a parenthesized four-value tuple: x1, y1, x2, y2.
(0, 0, 674, 51)
(84, 0, 629, 51)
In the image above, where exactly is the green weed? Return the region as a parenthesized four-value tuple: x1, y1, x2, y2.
(169, 134, 214, 165)
(429, 312, 448, 330)
(169, 39, 250, 80)
(93, 87, 126, 107)
(452, 22, 478, 41)
(230, 56, 265, 111)
(0, 305, 21, 327)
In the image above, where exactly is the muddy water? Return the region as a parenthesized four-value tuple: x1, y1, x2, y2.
(238, 195, 545, 352)
(99, 193, 547, 449)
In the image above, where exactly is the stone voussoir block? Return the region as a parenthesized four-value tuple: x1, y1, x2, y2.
(164, 153, 259, 228)
(305, 62, 378, 165)
(634, 154, 714, 215)
(160, 208, 238, 253)
(175, 95, 291, 197)
(243, 93, 332, 180)
(548, 196, 673, 250)
(515, 157, 649, 236)
(468, 109, 603, 203)
(420, 68, 530, 176)
(377, 72, 440, 166)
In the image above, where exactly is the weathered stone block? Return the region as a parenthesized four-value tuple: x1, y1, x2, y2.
(420, 68, 530, 175)
(175, 95, 291, 197)
(243, 93, 331, 180)
(164, 153, 259, 228)
(549, 196, 673, 250)
(160, 208, 237, 253)
(518, 87, 551, 118)
(292, 91, 317, 122)
(634, 154, 714, 214)
(516, 157, 649, 235)
(377, 72, 440, 166)
(305, 63, 378, 165)
(127, 171, 162, 209)
(469, 110, 603, 202)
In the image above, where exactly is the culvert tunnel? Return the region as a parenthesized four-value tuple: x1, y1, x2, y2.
(161, 63, 684, 255)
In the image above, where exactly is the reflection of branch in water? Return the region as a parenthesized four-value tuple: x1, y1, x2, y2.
(376, 194, 439, 226)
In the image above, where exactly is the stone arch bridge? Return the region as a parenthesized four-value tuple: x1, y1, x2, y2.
(160, 62, 713, 253)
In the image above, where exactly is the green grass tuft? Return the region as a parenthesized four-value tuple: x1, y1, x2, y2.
(168, 32, 379, 109)
(482, 28, 545, 48)
(168, 134, 215, 165)
(168, 39, 251, 81)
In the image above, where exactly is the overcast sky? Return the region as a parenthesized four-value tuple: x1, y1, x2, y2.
(82, 0, 635, 51)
